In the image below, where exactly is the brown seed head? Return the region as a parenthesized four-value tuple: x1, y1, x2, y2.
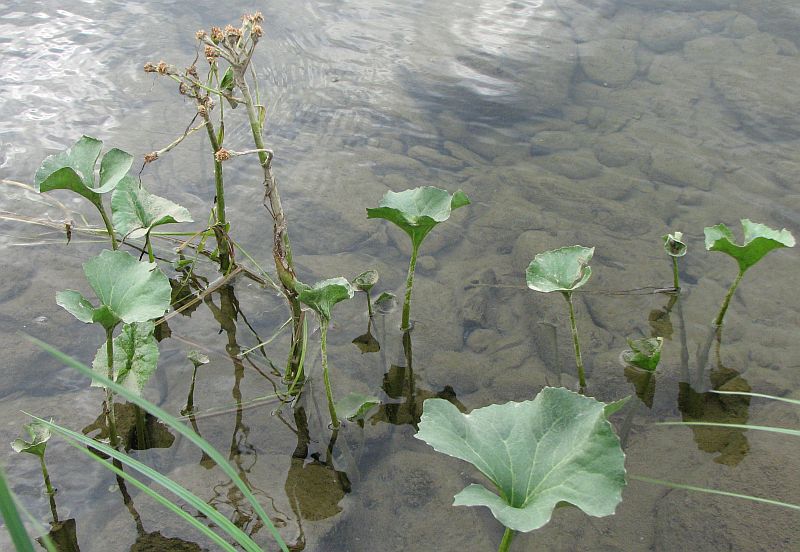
(210, 26, 223, 43)
(187, 65, 198, 79)
(143, 62, 157, 73)
(178, 81, 188, 95)
(252, 24, 263, 38)
(215, 148, 231, 162)
(252, 12, 263, 23)
(224, 24, 241, 38)
(144, 152, 159, 164)
(197, 104, 208, 116)
(156, 61, 169, 75)
(195, 29, 206, 40)
(204, 45, 217, 62)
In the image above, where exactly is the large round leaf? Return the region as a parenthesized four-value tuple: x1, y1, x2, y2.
(415, 387, 626, 532)
(366, 186, 470, 248)
(704, 219, 795, 273)
(111, 176, 193, 239)
(56, 250, 171, 330)
(91, 321, 159, 396)
(296, 277, 354, 322)
(34, 135, 133, 204)
(526, 245, 594, 293)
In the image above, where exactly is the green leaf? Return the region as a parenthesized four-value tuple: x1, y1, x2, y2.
(367, 186, 471, 249)
(34, 136, 131, 203)
(704, 219, 795, 273)
(526, 246, 594, 294)
(415, 387, 626, 533)
(187, 350, 210, 368)
(57, 250, 171, 330)
(0, 468, 37, 552)
(111, 176, 193, 239)
(296, 277, 354, 322)
(10, 421, 51, 457)
(373, 291, 397, 313)
(663, 231, 687, 257)
(91, 321, 159, 396)
(620, 337, 663, 372)
(604, 395, 632, 417)
(353, 270, 379, 293)
(220, 67, 234, 92)
(336, 393, 380, 421)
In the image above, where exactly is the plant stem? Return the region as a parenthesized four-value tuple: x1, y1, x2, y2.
(105, 327, 119, 449)
(97, 203, 117, 250)
(200, 112, 231, 272)
(145, 234, 155, 263)
(402, 243, 420, 331)
(564, 292, 587, 389)
(366, 289, 373, 318)
(498, 527, 515, 552)
(39, 456, 59, 524)
(714, 269, 745, 327)
(320, 319, 339, 429)
(672, 256, 680, 291)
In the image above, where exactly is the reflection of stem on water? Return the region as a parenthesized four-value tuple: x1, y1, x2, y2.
(538, 321, 561, 388)
(674, 296, 690, 384)
(694, 324, 720, 390)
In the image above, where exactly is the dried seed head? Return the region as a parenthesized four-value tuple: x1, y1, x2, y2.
(204, 45, 217, 63)
(210, 26, 223, 43)
(178, 81, 188, 95)
(224, 24, 241, 38)
(156, 61, 169, 75)
(252, 24, 263, 38)
(197, 104, 208, 116)
(215, 148, 231, 162)
(195, 29, 206, 40)
(144, 152, 159, 164)
(187, 65, 198, 79)
(143, 62, 157, 73)
(253, 12, 263, 23)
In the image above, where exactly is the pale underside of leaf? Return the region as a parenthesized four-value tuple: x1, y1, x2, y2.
(526, 246, 594, 293)
(296, 277, 354, 321)
(112, 176, 193, 239)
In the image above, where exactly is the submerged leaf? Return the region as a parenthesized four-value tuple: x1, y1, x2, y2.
(526, 246, 594, 294)
(704, 219, 795, 273)
(91, 321, 159, 396)
(336, 393, 380, 421)
(57, 250, 171, 329)
(11, 421, 51, 457)
(366, 186, 470, 248)
(296, 277, 354, 322)
(663, 232, 687, 257)
(620, 337, 663, 372)
(111, 176, 193, 239)
(415, 387, 626, 533)
(34, 136, 132, 203)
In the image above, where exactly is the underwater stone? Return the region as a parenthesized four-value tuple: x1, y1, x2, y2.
(593, 132, 648, 168)
(443, 140, 487, 166)
(646, 145, 714, 191)
(639, 12, 702, 53)
(726, 13, 759, 38)
(531, 130, 583, 155)
(407, 145, 464, 170)
(533, 150, 604, 180)
(579, 39, 639, 87)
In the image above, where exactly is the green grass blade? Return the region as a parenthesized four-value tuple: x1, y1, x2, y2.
(27, 416, 260, 552)
(660, 421, 800, 437)
(26, 335, 289, 552)
(710, 390, 800, 406)
(62, 436, 240, 552)
(0, 468, 36, 552)
(631, 475, 800, 511)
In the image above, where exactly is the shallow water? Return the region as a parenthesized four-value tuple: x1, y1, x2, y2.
(1, 0, 799, 550)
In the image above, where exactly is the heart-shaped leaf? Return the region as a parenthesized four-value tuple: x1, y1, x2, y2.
(336, 393, 381, 421)
(91, 321, 159, 396)
(111, 176, 193, 239)
(34, 136, 133, 204)
(526, 246, 594, 294)
(367, 187, 470, 249)
(704, 219, 795, 273)
(620, 337, 663, 372)
(11, 421, 52, 457)
(415, 387, 626, 533)
(296, 277, 354, 322)
(663, 232, 687, 257)
(56, 250, 171, 330)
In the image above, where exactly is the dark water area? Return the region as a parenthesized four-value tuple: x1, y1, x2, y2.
(1, 0, 799, 550)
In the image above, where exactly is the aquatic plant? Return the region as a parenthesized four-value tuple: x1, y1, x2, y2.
(367, 186, 470, 330)
(34, 135, 133, 249)
(621, 337, 663, 372)
(296, 277, 355, 428)
(526, 246, 594, 389)
(0, 467, 54, 552)
(27, 336, 291, 552)
(663, 231, 686, 290)
(705, 219, 795, 327)
(56, 249, 171, 446)
(354, 269, 379, 318)
(11, 422, 55, 503)
(415, 387, 626, 552)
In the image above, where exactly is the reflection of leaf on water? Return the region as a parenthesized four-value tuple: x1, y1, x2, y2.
(169, 277, 201, 317)
(678, 365, 751, 466)
(82, 402, 175, 452)
(130, 531, 201, 552)
(285, 457, 350, 521)
(352, 328, 380, 353)
(37, 518, 80, 552)
(624, 366, 656, 409)
(648, 308, 673, 339)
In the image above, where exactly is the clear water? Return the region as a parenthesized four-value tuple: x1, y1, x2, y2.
(2, 0, 799, 550)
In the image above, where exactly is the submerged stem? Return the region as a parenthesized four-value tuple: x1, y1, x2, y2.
(672, 256, 680, 291)
(714, 269, 745, 327)
(402, 243, 420, 331)
(498, 527, 515, 552)
(564, 292, 586, 389)
(320, 319, 339, 429)
(105, 327, 119, 449)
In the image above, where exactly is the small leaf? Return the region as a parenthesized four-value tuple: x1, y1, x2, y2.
(367, 186, 470, 249)
(296, 277, 354, 322)
(57, 250, 171, 329)
(373, 291, 396, 313)
(111, 176, 193, 239)
(220, 67, 234, 92)
(97, 148, 134, 193)
(415, 387, 626, 533)
(336, 393, 380, 421)
(353, 270, 379, 293)
(91, 321, 159, 396)
(526, 246, 594, 294)
(11, 421, 51, 457)
(663, 232, 687, 257)
(187, 350, 210, 368)
(620, 337, 663, 372)
(604, 395, 632, 417)
(704, 219, 795, 273)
